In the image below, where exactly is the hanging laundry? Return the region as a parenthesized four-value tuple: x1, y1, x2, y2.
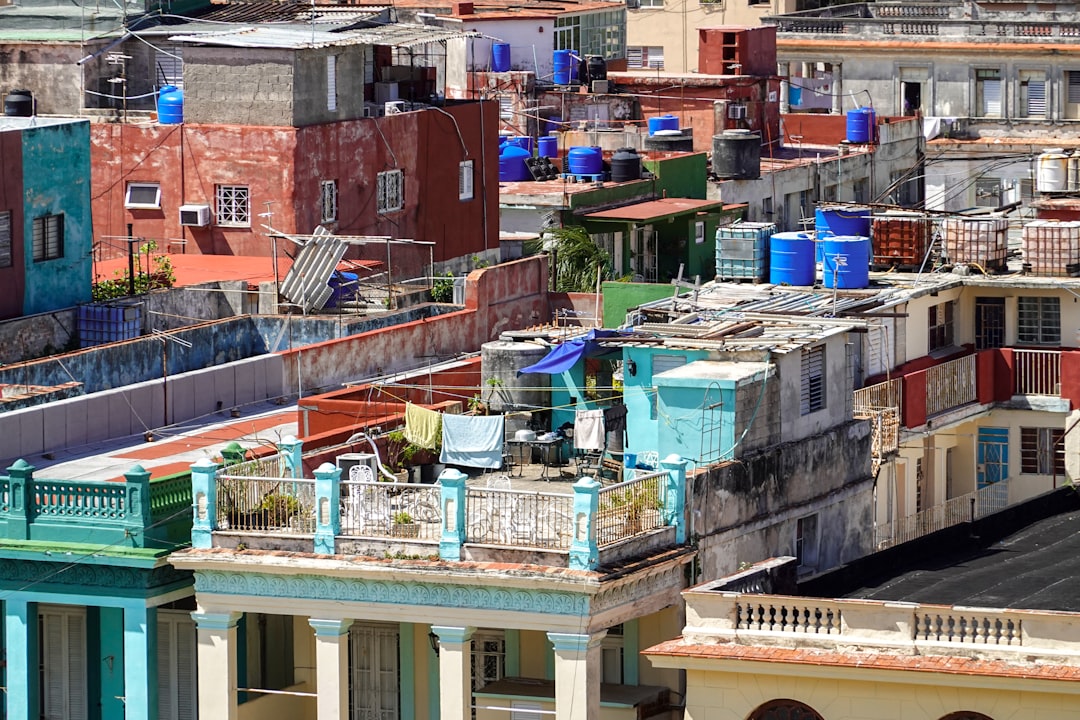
(404, 403, 443, 450)
(440, 413, 505, 469)
(574, 408, 605, 451)
(603, 404, 627, 435)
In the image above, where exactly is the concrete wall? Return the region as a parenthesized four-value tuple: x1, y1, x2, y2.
(0, 43, 90, 114)
(776, 332, 852, 444)
(458, 20, 556, 76)
(182, 47, 297, 126)
(692, 419, 874, 579)
(20, 120, 93, 315)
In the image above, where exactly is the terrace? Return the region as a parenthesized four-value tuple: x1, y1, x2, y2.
(191, 447, 688, 571)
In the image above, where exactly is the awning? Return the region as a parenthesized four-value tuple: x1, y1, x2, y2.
(518, 329, 627, 375)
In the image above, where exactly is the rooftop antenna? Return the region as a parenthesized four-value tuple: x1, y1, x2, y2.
(106, 52, 131, 123)
(151, 329, 192, 432)
(259, 201, 279, 303)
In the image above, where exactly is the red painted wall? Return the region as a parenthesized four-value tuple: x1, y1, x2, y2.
(1061, 350, 1080, 409)
(90, 101, 498, 265)
(0, 131, 25, 319)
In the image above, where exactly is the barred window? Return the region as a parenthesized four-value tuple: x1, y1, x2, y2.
(1021, 427, 1064, 475)
(928, 301, 954, 351)
(32, 214, 64, 262)
(1017, 296, 1060, 345)
(215, 185, 250, 227)
(320, 180, 338, 222)
(377, 170, 404, 214)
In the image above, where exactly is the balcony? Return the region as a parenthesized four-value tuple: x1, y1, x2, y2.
(873, 482, 1009, 550)
(193, 457, 688, 571)
(853, 347, 1079, 434)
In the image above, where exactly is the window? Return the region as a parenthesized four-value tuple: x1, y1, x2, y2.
(638, 0, 663, 7)
(157, 611, 197, 720)
(975, 68, 1002, 117)
(627, 46, 664, 69)
(795, 514, 819, 571)
(1018, 296, 1060, 345)
(376, 170, 404, 214)
(459, 160, 475, 201)
(695, 221, 705, 244)
(1066, 71, 1080, 120)
(1019, 70, 1046, 118)
(601, 625, 625, 683)
(320, 180, 337, 223)
(0, 210, 11, 268)
(40, 606, 87, 720)
(927, 301, 954, 352)
(800, 345, 826, 415)
(349, 623, 398, 719)
(652, 353, 687, 377)
(155, 45, 183, 87)
(327, 55, 338, 111)
(554, 10, 626, 60)
(32, 214, 64, 261)
(1021, 427, 1064, 475)
(701, 0, 723, 6)
(471, 632, 505, 690)
(975, 177, 1002, 208)
(761, 196, 773, 218)
(215, 185, 250, 227)
(125, 182, 162, 209)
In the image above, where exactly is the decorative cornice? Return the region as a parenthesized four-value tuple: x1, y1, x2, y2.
(0, 557, 192, 594)
(195, 570, 592, 615)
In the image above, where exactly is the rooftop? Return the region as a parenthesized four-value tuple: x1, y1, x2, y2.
(168, 22, 474, 49)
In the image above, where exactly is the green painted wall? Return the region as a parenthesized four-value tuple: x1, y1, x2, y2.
(601, 282, 674, 327)
(643, 153, 708, 199)
(20, 120, 93, 315)
(90, 607, 126, 720)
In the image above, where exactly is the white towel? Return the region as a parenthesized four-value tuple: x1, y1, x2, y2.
(573, 409, 605, 451)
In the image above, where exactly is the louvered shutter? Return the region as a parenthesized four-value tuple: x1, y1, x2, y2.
(177, 616, 197, 720)
(801, 346, 826, 415)
(1069, 72, 1080, 104)
(158, 617, 176, 720)
(156, 45, 183, 87)
(627, 47, 643, 69)
(652, 354, 686, 377)
(646, 47, 664, 69)
(327, 55, 338, 111)
(981, 79, 1001, 116)
(42, 608, 88, 720)
(1026, 80, 1046, 116)
(0, 211, 11, 268)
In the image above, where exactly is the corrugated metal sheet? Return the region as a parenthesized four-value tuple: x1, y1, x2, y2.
(279, 227, 348, 313)
(169, 23, 473, 50)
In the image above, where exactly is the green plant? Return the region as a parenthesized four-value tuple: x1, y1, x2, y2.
(260, 492, 300, 516)
(431, 271, 456, 303)
(91, 241, 176, 301)
(526, 226, 611, 293)
(394, 511, 414, 525)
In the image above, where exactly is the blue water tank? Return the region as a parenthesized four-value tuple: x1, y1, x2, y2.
(554, 50, 577, 85)
(158, 85, 183, 124)
(815, 205, 870, 263)
(822, 235, 871, 289)
(545, 116, 562, 134)
(846, 106, 876, 143)
(499, 145, 532, 182)
(567, 146, 602, 175)
(508, 135, 533, 153)
(492, 43, 511, 72)
(770, 232, 816, 286)
(647, 114, 679, 135)
(538, 135, 558, 158)
(788, 85, 803, 107)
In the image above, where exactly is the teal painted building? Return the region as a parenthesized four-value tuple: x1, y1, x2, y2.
(0, 461, 195, 720)
(0, 117, 93, 320)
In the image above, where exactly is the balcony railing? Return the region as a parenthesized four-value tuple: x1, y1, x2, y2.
(853, 377, 902, 413)
(340, 481, 443, 541)
(924, 354, 976, 417)
(596, 470, 668, 546)
(1013, 349, 1061, 396)
(216, 477, 317, 534)
(874, 482, 1009, 550)
(466, 486, 574, 549)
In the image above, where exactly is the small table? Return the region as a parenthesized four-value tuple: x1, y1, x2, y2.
(506, 437, 566, 480)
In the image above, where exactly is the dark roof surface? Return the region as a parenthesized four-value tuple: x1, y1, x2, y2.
(841, 507, 1080, 612)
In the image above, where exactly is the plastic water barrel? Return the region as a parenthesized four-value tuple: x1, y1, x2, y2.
(567, 146, 602, 175)
(538, 135, 558, 158)
(545, 116, 562, 134)
(610, 147, 642, 182)
(846, 106, 875, 143)
(553, 50, 575, 85)
(158, 85, 184, 124)
(769, 232, 816, 286)
(508, 136, 533, 153)
(3, 89, 33, 117)
(492, 43, 511, 72)
(499, 145, 532, 182)
(816, 206, 870, 263)
(647, 114, 680, 136)
(788, 85, 802, 107)
(822, 235, 871, 289)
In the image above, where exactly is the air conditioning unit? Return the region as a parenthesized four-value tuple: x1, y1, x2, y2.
(591, 80, 609, 94)
(728, 104, 747, 120)
(626, 0, 640, 8)
(337, 452, 380, 481)
(362, 105, 374, 118)
(385, 100, 406, 115)
(179, 204, 210, 227)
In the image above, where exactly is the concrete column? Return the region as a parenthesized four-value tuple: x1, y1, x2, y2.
(832, 63, 843, 115)
(123, 464, 152, 547)
(309, 618, 354, 720)
(439, 469, 468, 561)
(778, 61, 791, 114)
(432, 625, 475, 720)
(313, 462, 342, 554)
(278, 435, 304, 478)
(124, 604, 159, 720)
(190, 458, 221, 549)
(547, 631, 606, 720)
(569, 477, 600, 570)
(6, 599, 39, 720)
(660, 455, 688, 543)
(5, 459, 34, 540)
(191, 611, 242, 720)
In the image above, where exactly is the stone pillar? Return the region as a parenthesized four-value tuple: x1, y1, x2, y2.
(309, 618, 354, 720)
(123, 464, 152, 547)
(439, 469, 468, 561)
(547, 631, 606, 720)
(278, 435, 304, 478)
(313, 462, 342, 555)
(660, 455, 688, 543)
(569, 477, 600, 570)
(5, 459, 34, 540)
(192, 611, 242, 720)
(190, 458, 221, 549)
(778, 61, 791, 113)
(832, 63, 843, 115)
(6, 598, 39, 720)
(432, 626, 476, 720)
(124, 604, 159, 720)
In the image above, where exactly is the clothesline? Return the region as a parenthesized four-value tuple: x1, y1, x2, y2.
(370, 383, 653, 416)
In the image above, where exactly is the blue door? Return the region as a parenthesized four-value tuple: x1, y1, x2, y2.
(977, 427, 1009, 512)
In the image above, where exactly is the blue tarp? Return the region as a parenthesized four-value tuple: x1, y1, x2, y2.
(517, 329, 626, 375)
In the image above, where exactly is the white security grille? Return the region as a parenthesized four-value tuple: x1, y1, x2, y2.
(215, 185, 250, 227)
(376, 170, 404, 214)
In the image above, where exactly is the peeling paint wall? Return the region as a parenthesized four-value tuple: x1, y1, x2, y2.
(692, 419, 874, 579)
(20, 120, 93, 315)
(0, 44, 88, 115)
(0, 129, 25, 319)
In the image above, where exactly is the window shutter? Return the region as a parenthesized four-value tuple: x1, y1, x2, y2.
(1069, 72, 1080, 104)
(627, 47, 643, 68)
(801, 346, 825, 415)
(158, 618, 176, 720)
(177, 617, 197, 720)
(1026, 80, 1046, 116)
(0, 211, 11, 268)
(156, 45, 183, 87)
(68, 612, 87, 720)
(647, 47, 664, 69)
(652, 354, 687, 376)
(327, 55, 338, 111)
(43, 612, 66, 718)
(982, 79, 1001, 116)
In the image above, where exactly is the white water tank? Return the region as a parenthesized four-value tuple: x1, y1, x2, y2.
(1037, 150, 1068, 193)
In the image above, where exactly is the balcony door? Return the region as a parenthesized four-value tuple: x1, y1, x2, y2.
(974, 297, 1005, 349)
(350, 623, 399, 720)
(977, 427, 1010, 510)
(40, 606, 88, 720)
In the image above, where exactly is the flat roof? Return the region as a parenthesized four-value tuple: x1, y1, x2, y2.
(585, 198, 730, 222)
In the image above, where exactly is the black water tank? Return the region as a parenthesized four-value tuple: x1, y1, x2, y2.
(4, 89, 33, 117)
(712, 129, 761, 179)
(643, 129, 694, 152)
(586, 56, 607, 82)
(610, 147, 642, 183)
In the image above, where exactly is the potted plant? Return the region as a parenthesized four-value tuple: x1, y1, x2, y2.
(392, 511, 420, 538)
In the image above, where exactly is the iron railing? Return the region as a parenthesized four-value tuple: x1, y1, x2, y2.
(1013, 349, 1061, 396)
(874, 482, 1009, 550)
(596, 470, 668, 546)
(924, 354, 976, 417)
